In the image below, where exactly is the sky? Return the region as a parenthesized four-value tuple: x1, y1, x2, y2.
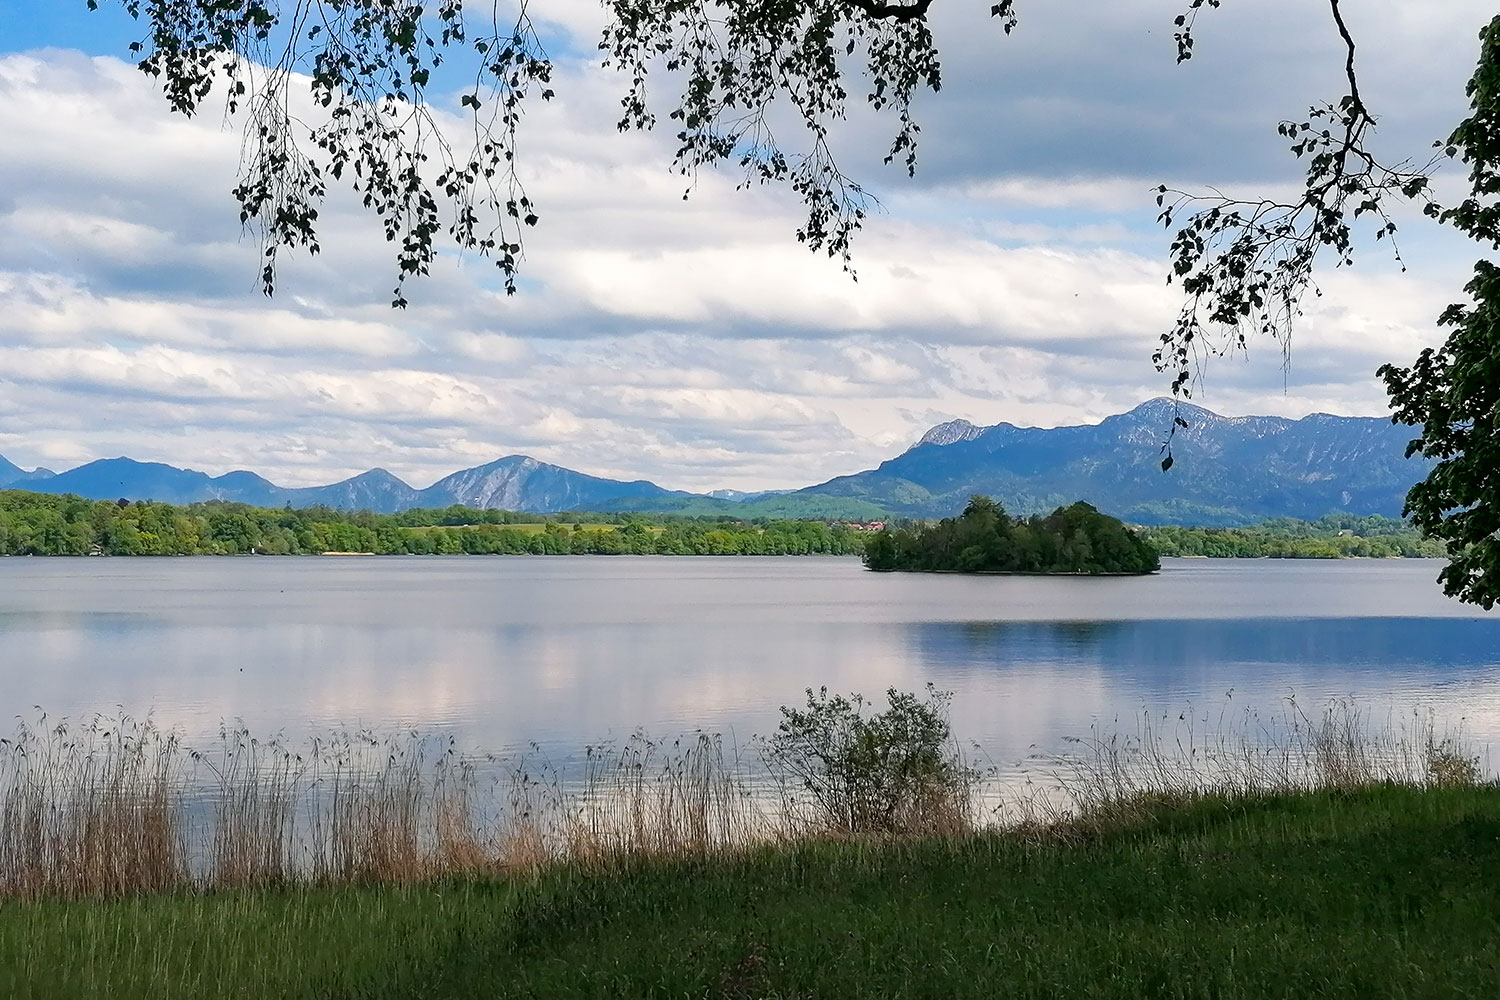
(0, 0, 1493, 491)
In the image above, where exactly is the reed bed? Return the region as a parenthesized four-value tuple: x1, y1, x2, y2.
(566, 734, 764, 861)
(0, 698, 1486, 899)
(0, 716, 188, 897)
(0, 720, 775, 898)
(1037, 697, 1483, 829)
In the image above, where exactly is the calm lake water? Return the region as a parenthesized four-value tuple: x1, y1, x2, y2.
(1, 557, 1498, 773)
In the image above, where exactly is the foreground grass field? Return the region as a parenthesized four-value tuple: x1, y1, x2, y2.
(4, 783, 1499, 999)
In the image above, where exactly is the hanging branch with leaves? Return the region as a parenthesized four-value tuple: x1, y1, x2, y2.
(90, 0, 1019, 302)
(94, 0, 554, 306)
(1153, 0, 1442, 401)
(1379, 15, 1500, 609)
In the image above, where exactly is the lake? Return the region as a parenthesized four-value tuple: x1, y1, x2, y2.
(2, 556, 1498, 776)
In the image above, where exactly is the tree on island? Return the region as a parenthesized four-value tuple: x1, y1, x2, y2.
(55, 2, 1500, 604)
(863, 495, 1160, 575)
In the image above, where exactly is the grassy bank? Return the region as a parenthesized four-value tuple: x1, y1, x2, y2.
(5, 783, 1500, 998)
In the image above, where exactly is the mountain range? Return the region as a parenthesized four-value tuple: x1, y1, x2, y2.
(794, 398, 1427, 525)
(0, 454, 689, 515)
(0, 399, 1429, 526)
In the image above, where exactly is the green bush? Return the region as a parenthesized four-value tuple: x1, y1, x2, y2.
(761, 686, 976, 835)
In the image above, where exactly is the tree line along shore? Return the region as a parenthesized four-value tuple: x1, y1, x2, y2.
(0, 488, 1441, 559)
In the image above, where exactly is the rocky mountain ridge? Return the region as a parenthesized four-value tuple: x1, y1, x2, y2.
(793, 398, 1427, 525)
(0, 454, 683, 514)
(0, 399, 1429, 525)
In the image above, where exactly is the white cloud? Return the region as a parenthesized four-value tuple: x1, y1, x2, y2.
(0, 2, 1491, 492)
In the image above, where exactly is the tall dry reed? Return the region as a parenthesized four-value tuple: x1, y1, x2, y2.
(200, 727, 299, 886)
(0, 719, 769, 897)
(1038, 698, 1484, 827)
(0, 698, 1486, 899)
(565, 733, 762, 861)
(0, 716, 187, 897)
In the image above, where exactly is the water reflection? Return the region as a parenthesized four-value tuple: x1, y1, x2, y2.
(1, 558, 1497, 776)
(905, 617, 1500, 769)
(911, 617, 1500, 671)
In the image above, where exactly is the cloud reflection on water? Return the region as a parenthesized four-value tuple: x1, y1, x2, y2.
(2, 558, 1498, 775)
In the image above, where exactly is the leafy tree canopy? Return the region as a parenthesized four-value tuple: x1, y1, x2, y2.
(863, 495, 1160, 575)
(0, 490, 867, 557)
(1380, 16, 1500, 608)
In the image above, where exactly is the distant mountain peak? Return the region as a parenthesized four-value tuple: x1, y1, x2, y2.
(346, 468, 406, 482)
(918, 419, 987, 448)
(465, 454, 538, 473)
(1123, 397, 1218, 422)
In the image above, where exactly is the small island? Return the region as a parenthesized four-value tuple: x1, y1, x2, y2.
(862, 495, 1161, 575)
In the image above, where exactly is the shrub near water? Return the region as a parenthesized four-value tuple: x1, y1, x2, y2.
(760, 686, 978, 836)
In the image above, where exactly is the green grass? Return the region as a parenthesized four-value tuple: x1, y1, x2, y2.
(6, 783, 1500, 998)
